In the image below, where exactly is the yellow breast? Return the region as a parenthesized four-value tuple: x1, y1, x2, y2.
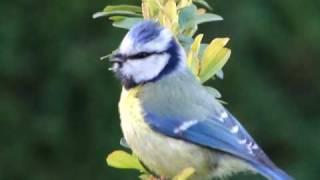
(119, 86, 147, 127)
(118, 86, 152, 149)
(118, 86, 214, 179)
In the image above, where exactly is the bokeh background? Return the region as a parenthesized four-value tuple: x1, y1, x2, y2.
(1, 0, 319, 179)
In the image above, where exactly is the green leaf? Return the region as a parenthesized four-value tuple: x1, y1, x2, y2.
(202, 38, 229, 62)
(199, 38, 231, 82)
(93, 11, 139, 19)
(199, 47, 231, 83)
(195, 13, 223, 24)
(110, 17, 143, 29)
(178, 5, 222, 36)
(178, 35, 194, 50)
(106, 150, 146, 172)
(193, 0, 212, 10)
(104, 5, 142, 13)
(183, 26, 198, 37)
(139, 174, 150, 180)
(173, 167, 195, 180)
(199, 43, 208, 58)
(165, 0, 178, 23)
(179, 5, 198, 30)
(187, 34, 203, 75)
(92, 5, 142, 19)
(108, 16, 126, 22)
(215, 69, 224, 79)
(142, 0, 160, 19)
(190, 34, 203, 55)
(92, 12, 107, 19)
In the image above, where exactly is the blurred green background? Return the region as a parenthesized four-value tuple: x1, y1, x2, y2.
(0, 0, 319, 179)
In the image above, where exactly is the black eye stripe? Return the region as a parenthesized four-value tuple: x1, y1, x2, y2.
(128, 51, 166, 60)
(128, 52, 152, 59)
(111, 51, 166, 62)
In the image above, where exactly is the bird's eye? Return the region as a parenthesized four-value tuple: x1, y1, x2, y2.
(129, 52, 152, 59)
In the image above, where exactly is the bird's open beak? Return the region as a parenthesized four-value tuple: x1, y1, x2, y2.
(110, 53, 126, 63)
(108, 53, 125, 72)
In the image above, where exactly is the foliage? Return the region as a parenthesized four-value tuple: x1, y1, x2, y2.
(94, 0, 231, 179)
(106, 150, 147, 172)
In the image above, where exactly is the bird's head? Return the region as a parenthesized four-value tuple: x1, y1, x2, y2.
(110, 21, 186, 89)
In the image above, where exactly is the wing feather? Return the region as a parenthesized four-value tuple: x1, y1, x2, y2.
(145, 110, 271, 166)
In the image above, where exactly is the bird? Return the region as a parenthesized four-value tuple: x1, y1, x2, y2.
(109, 20, 293, 180)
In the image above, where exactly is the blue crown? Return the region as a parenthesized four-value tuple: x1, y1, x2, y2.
(128, 21, 164, 44)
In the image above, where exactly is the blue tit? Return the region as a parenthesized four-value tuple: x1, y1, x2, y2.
(109, 21, 293, 180)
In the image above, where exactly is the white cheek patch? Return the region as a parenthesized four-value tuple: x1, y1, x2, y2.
(121, 54, 170, 83)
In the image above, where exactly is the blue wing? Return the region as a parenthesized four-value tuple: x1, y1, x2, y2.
(144, 108, 292, 180)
